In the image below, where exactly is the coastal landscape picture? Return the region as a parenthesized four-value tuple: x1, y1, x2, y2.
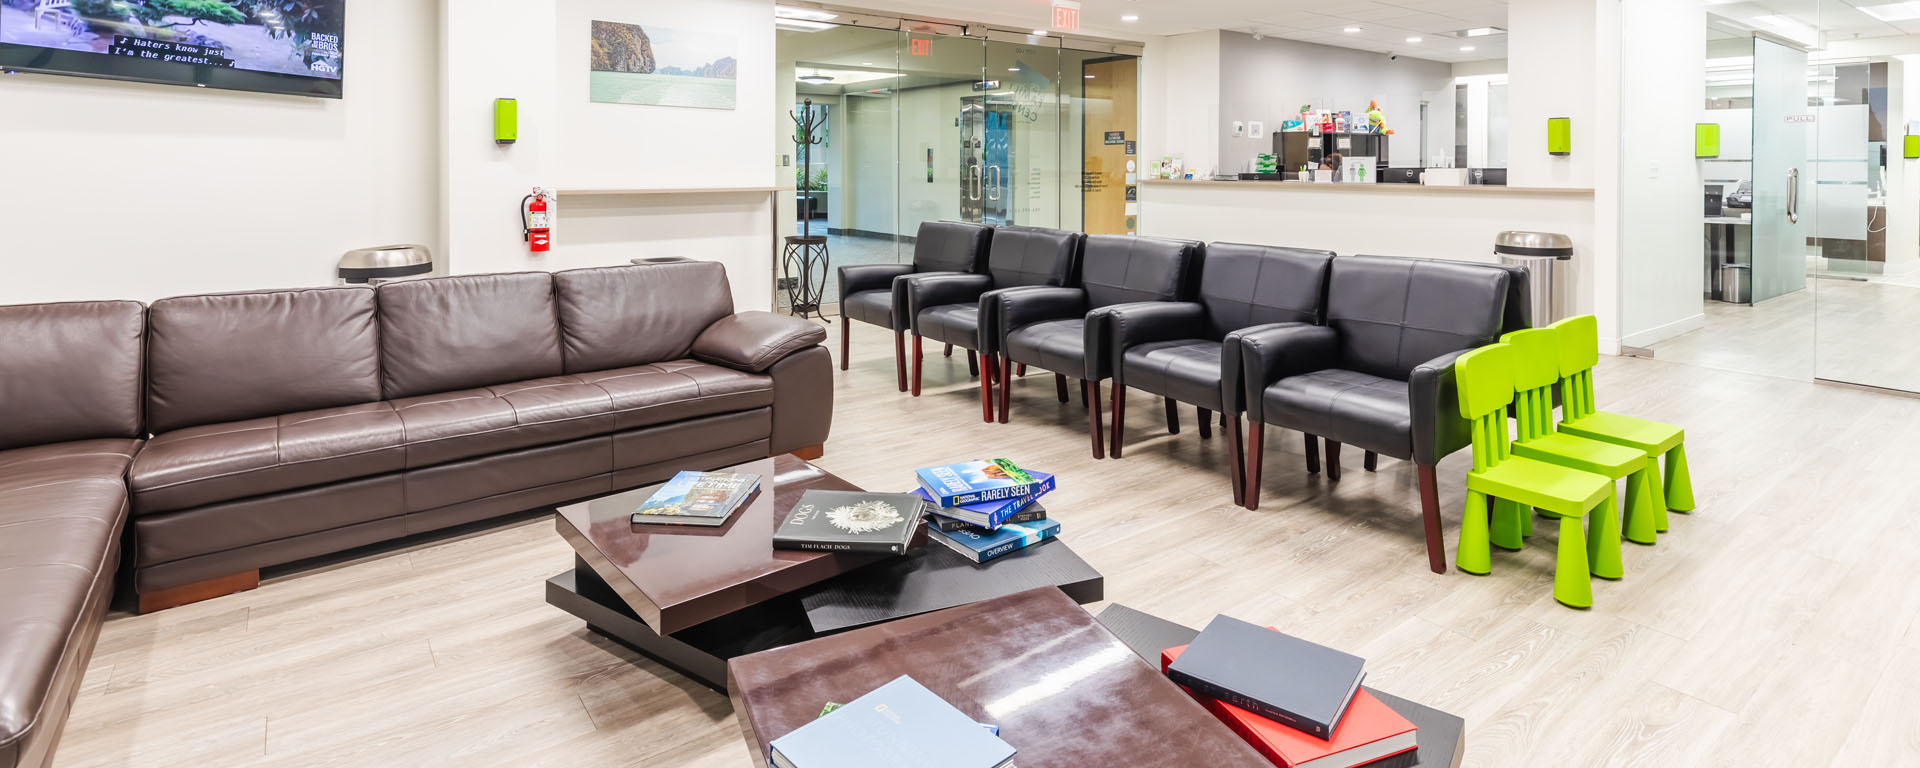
(589, 20, 735, 110)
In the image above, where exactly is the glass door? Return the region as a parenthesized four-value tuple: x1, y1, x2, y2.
(983, 32, 1063, 229)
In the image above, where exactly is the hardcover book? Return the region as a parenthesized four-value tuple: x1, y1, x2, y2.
(914, 472, 1053, 528)
(926, 502, 1049, 533)
(627, 470, 761, 527)
(1165, 615, 1366, 740)
(773, 490, 926, 555)
(914, 459, 1046, 507)
(929, 518, 1061, 563)
(1164, 643, 1416, 768)
(769, 676, 1016, 768)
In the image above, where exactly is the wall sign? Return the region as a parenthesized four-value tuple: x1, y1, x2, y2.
(911, 38, 932, 57)
(1125, 141, 1136, 155)
(1051, 0, 1081, 32)
(1105, 131, 1126, 145)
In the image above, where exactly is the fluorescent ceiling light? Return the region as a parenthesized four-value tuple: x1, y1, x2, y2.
(1344, 26, 1362, 33)
(798, 73, 833, 85)
(797, 68, 902, 86)
(1085, 74, 1096, 78)
(775, 6, 837, 21)
(1121, 14, 1139, 22)
(1460, 45, 1476, 51)
(776, 19, 834, 31)
(1032, 29, 1048, 36)
(1752, 14, 1819, 47)
(1859, 2, 1920, 21)
(1461, 26, 1504, 37)
(1406, 36, 1423, 43)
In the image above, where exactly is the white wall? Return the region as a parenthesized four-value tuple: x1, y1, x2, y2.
(1140, 31, 1220, 175)
(1508, 0, 1600, 189)
(1215, 32, 1454, 173)
(0, 0, 441, 305)
(1616, 0, 1705, 348)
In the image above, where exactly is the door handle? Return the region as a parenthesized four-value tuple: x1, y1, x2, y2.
(988, 165, 1002, 201)
(1786, 167, 1799, 224)
(969, 165, 982, 201)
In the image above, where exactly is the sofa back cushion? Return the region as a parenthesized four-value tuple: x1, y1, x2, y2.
(146, 288, 382, 434)
(378, 272, 563, 399)
(1198, 243, 1335, 338)
(912, 221, 994, 274)
(1080, 235, 1202, 310)
(0, 301, 146, 450)
(1328, 255, 1511, 381)
(986, 226, 1080, 288)
(554, 262, 734, 373)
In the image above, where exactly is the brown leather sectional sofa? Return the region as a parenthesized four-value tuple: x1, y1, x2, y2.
(0, 261, 831, 768)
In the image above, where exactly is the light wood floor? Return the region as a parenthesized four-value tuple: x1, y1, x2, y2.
(56, 323, 1920, 767)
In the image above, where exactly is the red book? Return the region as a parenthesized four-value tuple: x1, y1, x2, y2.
(1164, 642, 1417, 768)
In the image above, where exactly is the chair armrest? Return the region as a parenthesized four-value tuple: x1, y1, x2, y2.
(1230, 323, 1337, 423)
(1089, 301, 1207, 388)
(1409, 349, 1473, 466)
(692, 311, 827, 372)
(898, 273, 994, 336)
(984, 286, 1087, 356)
(837, 263, 914, 302)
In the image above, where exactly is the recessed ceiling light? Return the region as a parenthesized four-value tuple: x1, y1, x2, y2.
(1461, 26, 1505, 37)
(798, 73, 833, 85)
(1032, 29, 1048, 36)
(1009, 67, 1020, 72)
(1121, 14, 1139, 22)
(1859, 2, 1920, 21)
(861, 61, 873, 66)
(1460, 45, 1476, 52)
(1344, 26, 1362, 33)
(1406, 36, 1423, 43)
(774, 6, 837, 22)
(1085, 74, 1096, 78)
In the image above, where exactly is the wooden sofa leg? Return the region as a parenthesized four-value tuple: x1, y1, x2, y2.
(1304, 434, 1322, 474)
(968, 351, 979, 378)
(997, 357, 1013, 423)
(1326, 440, 1344, 481)
(893, 331, 908, 392)
(1086, 379, 1106, 459)
(1364, 451, 1379, 472)
(792, 443, 826, 461)
(138, 570, 259, 614)
(1226, 413, 1245, 506)
(911, 335, 924, 397)
(980, 354, 997, 422)
(1111, 385, 1128, 458)
(1164, 398, 1180, 435)
(1246, 421, 1266, 510)
(839, 320, 850, 371)
(1418, 463, 1447, 574)
(1055, 373, 1069, 403)
(944, 343, 954, 357)
(1198, 407, 1213, 439)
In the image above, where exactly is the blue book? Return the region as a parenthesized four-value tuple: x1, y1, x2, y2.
(928, 518, 1061, 564)
(914, 459, 1046, 507)
(769, 675, 1015, 768)
(912, 471, 1053, 529)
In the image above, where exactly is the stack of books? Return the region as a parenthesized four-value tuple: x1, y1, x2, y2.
(912, 459, 1059, 563)
(767, 675, 1016, 768)
(1162, 616, 1418, 768)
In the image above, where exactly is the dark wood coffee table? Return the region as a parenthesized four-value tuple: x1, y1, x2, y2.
(1095, 604, 1468, 768)
(728, 587, 1272, 767)
(545, 454, 1103, 693)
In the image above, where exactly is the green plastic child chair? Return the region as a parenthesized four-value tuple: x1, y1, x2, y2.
(1547, 315, 1695, 531)
(1502, 328, 1659, 554)
(1456, 342, 1618, 609)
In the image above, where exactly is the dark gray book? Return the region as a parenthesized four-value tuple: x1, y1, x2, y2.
(1166, 614, 1366, 740)
(927, 504, 1048, 533)
(774, 490, 926, 555)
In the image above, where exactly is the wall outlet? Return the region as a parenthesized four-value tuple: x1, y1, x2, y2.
(777, 276, 797, 291)
(1232, 121, 1246, 138)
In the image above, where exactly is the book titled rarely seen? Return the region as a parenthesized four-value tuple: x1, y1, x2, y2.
(773, 490, 925, 554)
(627, 470, 761, 527)
(769, 675, 1015, 768)
(1165, 615, 1366, 740)
(1164, 643, 1416, 768)
(914, 470, 1053, 529)
(915, 459, 1046, 507)
(929, 518, 1060, 563)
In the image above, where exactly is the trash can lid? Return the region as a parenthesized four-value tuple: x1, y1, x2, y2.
(339, 244, 433, 278)
(1495, 231, 1574, 259)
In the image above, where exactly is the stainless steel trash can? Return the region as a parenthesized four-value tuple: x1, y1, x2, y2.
(1495, 231, 1574, 328)
(1719, 263, 1750, 304)
(338, 245, 433, 285)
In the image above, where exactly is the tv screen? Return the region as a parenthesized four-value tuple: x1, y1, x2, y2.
(1, 0, 343, 98)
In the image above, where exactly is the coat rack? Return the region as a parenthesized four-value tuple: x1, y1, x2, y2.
(784, 98, 830, 320)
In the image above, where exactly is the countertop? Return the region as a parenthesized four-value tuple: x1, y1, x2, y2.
(1139, 178, 1595, 196)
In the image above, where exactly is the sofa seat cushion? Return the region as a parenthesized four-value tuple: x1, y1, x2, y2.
(392, 361, 772, 469)
(130, 403, 407, 516)
(0, 440, 131, 760)
(1263, 369, 1413, 459)
(1123, 339, 1225, 411)
(1006, 318, 1088, 377)
(842, 289, 894, 328)
(916, 303, 982, 349)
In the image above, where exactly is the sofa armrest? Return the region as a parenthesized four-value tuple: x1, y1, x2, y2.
(837, 263, 914, 305)
(692, 311, 827, 372)
(1090, 301, 1207, 387)
(978, 286, 1084, 356)
(1409, 348, 1473, 466)
(1231, 323, 1337, 423)
(899, 273, 993, 336)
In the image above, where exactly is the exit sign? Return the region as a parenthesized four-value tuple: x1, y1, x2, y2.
(1051, 0, 1081, 32)
(910, 37, 932, 56)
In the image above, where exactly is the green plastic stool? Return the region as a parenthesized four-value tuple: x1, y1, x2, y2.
(1455, 343, 1618, 609)
(1502, 328, 1656, 555)
(1547, 316, 1694, 529)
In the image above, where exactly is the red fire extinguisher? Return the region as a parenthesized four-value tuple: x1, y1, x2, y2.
(522, 188, 553, 252)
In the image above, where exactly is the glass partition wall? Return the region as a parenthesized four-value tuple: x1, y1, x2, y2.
(776, 16, 1139, 307)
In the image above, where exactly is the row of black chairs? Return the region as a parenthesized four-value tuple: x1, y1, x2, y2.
(837, 222, 1531, 573)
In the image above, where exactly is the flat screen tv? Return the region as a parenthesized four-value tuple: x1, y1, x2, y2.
(1, 0, 343, 98)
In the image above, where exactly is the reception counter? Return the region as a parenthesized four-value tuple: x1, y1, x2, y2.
(1136, 178, 1601, 317)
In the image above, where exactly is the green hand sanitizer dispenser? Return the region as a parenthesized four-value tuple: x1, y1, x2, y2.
(494, 98, 518, 145)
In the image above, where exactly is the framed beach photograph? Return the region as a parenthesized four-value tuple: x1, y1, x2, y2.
(589, 20, 736, 110)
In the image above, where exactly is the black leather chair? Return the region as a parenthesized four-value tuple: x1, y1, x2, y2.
(895, 226, 1082, 418)
(1094, 244, 1335, 503)
(1237, 254, 1529, 573)
(836, 221, 993, 391)
(993, 234, 1203, 457)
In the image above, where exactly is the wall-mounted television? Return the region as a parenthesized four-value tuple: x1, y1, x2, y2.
(1, 0, 343, 98)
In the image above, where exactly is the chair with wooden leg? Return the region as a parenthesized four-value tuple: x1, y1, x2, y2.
(834, 221, 993, 391)
(1454, 342, 1618, 609)
(1238, 255, 1527, 573)
(1547, 314, 1694, 527)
